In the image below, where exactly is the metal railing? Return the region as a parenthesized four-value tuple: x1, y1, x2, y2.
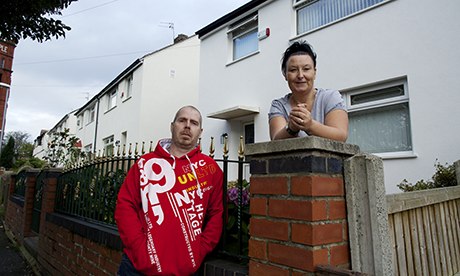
(13, 169, 27, 198)
(31, 171, 45, 234)
(54, 137, 251, 261)
(210, 136, 250, 262)
(54, 143, 139, 226)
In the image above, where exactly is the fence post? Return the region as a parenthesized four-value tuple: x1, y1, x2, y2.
(23, 168, 40, 239)
(344, 154, 394, 275)
(455, 160, 460, 185)
(39, 168, 62, 232)
(245, 136, 359, 274)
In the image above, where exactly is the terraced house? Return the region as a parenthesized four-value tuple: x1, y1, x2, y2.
(196, 0, 460, 193)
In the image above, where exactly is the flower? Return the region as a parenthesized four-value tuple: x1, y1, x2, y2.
(227, 181, 250, 206)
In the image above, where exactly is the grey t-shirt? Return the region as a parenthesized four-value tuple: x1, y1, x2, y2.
(268, 88, 346, 137)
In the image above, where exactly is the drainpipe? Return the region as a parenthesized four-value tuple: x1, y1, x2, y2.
(0, 83, 10, 153)
(93, 97, 100, 154)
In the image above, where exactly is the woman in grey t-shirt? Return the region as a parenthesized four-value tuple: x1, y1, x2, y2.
(268, 41, 348, 142)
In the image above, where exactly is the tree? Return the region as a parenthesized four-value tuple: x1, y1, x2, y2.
(398, 160, 457, 192)
(0, 136, 15, 169)
(0, 0, 76, 43)
(5, 131, 32, 159)
(44, 128, 84, 168)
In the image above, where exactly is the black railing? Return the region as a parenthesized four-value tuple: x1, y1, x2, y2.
(211, 136, 250, 262)
(54, 137, 250, 261)
(55, 146, 138, 226)
(31, 171, 45, 234)
(13, 170, 27, 198)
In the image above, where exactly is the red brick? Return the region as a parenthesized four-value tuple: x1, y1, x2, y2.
(250, 218, 289, 241)
(292, 271, 310, 276)
(248, 238, 267, 260)
(249, 260, 289, 276)
(292, 223, 343, 246)
(83, 247, 100, 265)
(250, 197, 267, 216)
(269, 199, 327, 221)
(291, 176, 344, 196)
(330, 244, 351, 266)
(111, 250, 123, 263)
(268, 242, 328, 272)
(342, 221, 349, 241)
(99, 257, 119, 275)
(329, 200, 346, 220)
(251, 176, 288, 195)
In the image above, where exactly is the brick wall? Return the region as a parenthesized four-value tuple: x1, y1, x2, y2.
(4, 170, 39, 243)
(3, 137, 363, 275)
(38, 218, 122, 275)
(36, 169, 123, 275)
(245, 137, 359, 275)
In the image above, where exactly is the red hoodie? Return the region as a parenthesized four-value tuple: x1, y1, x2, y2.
(115, 139, 223, 275)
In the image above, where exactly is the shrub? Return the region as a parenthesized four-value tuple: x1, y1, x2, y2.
(397, 160, 457, 192)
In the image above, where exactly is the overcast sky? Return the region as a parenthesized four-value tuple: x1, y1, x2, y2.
(7, 0, 251, 142)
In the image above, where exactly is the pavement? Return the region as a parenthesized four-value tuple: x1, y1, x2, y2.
(0, 220, 35, 275)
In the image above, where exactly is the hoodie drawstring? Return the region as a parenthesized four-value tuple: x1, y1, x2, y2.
(185, 154, 203, 199)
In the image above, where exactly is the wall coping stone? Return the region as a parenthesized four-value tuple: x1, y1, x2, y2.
(46, 212, 122, 251)
(245, 136, 360, 157)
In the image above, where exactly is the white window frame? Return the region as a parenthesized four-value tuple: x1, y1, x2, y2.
(108, 89, 117, 110)
(90, 106, 95, 123)
(294, 0, 389, 35)
(87, 106, 95, 124)
(227, 14, 259, 62)
(84, 144, 92, 153)
(125, 74, 133, 100)
(342, 77, 414, 159)
(77, 115, 83, 128)
(103, 135, 115, 157)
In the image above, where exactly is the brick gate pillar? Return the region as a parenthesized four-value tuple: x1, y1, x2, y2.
(245, 136, 359, 275)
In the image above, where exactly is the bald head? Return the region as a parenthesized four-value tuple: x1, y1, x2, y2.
(172, 105, 202, 127)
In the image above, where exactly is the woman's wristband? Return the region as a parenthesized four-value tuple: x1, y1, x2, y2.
(285, 125, 299, 136)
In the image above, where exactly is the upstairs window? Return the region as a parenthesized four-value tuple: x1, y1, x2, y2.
(294, 0, 386, 35)
(108, 89, 117, 110)
(343, 78, 412, 157)
(77, 115, 83, 128)
(87, 106, 95, 124)
(90, 106, 95, 123)
(126, 74, 133, 99)
(228, 14, 258, 61)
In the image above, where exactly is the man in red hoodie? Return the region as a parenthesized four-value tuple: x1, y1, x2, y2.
(115, 106, 223, 275)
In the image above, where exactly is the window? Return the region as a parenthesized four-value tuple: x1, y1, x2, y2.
(108, 89, 117, 110)
(228, 14, 258, 61)
(103, 136, 114, 157)
(294, 0, 386, 35)
(244, 123, 255, 144)
(1, 58, 5, 68)
(126, 75, 133, 98)
(343, 79, 412, 156)
(88, 106, 95, 124)
(77, 115, 83, 128)
(84, 144, 92, 153)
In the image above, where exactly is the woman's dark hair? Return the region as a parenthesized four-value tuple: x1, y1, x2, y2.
(281, 41, 317, 75)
